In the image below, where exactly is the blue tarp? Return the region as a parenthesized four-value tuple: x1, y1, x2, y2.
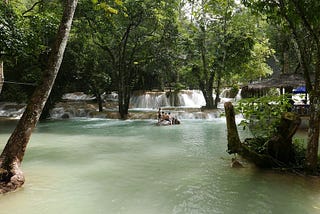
(293, 86, 306, 94)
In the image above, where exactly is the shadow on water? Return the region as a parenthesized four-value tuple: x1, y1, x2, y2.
(0, 118, 320, 214)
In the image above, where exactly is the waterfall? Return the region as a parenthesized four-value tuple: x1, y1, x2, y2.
(0, 89, 241, 119)
(130, 90, 206, 109)
(130, 92, 169, 109)
(62, 92, 95, 101)
(0, 102, 26, 118)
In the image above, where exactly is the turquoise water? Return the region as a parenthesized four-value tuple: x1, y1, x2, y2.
(0, 118, 320, 214)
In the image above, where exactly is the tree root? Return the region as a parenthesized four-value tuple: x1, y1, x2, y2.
(0, 163, 25, 194)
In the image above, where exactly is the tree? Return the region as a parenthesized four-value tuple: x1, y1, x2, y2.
(61, 35, 112, 112)
(0, 1, 62, 103)
(0, 2, 28, 99)
(79, 0, 180, 119)
(0, 61, 3, 94)
(0, 0, 78, 193)
(179, 0, 268, 109)
(243, 0, 320, 174)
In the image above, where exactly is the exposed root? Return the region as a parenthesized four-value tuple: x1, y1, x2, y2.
(0, 163, 25, 194)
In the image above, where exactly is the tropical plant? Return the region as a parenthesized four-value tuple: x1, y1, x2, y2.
(236, 94, 291, 138)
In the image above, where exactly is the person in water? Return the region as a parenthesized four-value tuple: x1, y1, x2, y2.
(158, 108, 162, 122)
(157, 109, 180, 125)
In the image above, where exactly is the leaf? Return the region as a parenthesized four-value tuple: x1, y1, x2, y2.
(114, 0, 123, 6)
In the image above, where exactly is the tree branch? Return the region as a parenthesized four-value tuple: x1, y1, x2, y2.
(22, 0, 43, 16)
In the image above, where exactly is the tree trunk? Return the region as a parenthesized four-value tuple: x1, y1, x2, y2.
(202, 88, 214, 109)
(0, 61, 3, 94)
(224, 102, 301, 168)
(266, 112, 301, 164)
(305, 91, 320, 173)
(224, 101, 274, 167)
(118, 85, 129, 120)
(0, 0, 78, 193)
(95, 92, 103, 112)
(214, 75, 221, 109)
(201, 74, 215, 109)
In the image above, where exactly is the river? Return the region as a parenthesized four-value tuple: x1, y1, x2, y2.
(0, 118, 320, 214)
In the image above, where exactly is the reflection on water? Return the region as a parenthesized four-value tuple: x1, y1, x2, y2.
(0, 119, 320, 214)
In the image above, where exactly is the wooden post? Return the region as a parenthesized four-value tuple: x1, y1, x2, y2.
(0, 61, 3, 94)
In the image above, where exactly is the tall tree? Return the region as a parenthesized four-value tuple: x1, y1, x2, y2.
(0, 61, 3, 94)
(180, 0, 263, 108)
(79, 0, 180, 119)
(243, 0, 320, 174)
(0, 0, 78, 193)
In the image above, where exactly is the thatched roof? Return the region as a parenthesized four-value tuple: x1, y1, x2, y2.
(247, 73, 305, 89)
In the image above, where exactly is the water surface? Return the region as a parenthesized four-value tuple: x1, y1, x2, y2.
(0, 119, 320, 214)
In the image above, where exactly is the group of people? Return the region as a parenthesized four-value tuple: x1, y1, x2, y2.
(157, 108, 180, 125)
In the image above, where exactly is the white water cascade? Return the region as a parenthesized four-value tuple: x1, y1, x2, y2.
(0, 102, 26, 118)
(0, 89, 241, 120)
(130, 90, 206, 109)
(129, 89, 241, 119)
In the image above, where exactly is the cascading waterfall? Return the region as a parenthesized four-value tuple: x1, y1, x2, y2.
(130, 90, 206, 109)
(130, 92, 171, 109)
(0, 89, 241, 119)
(129, 89, 241, 119)
(0, 102, 26, 118)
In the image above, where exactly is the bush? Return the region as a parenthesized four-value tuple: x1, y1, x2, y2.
(235, 94, 292, 138)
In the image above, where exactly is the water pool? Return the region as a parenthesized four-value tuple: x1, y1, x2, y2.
(0, 118, 320, 214)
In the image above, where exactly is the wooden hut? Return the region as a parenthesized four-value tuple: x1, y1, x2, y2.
(243, 72, 310, 117)
(247, 73, 305, 91)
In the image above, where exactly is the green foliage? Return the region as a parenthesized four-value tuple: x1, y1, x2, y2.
(229, 84, 239, 98)
(0, 3, 27, 58)
(77, 0, 181, 90)
(173, 82, 185, 91)
(236, 94, 292, 138)
(292, 137, 306, 167)
(91, 0, 123, 16)
(243, 137, 268, 154)
(176, 0, 274, 108)
(0, 1, 63, 102)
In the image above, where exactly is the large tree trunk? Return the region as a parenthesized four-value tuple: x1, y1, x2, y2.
(0, 0, 78, 193)
(202, 87, 214, 109)
(95, 91, 103, 112)
(305, 63, 320, 173)
(0, 61, 3, 94)
(118, 84, 129, 120)
(266, 112, 301, 163)
(214, 75, 221, 109)
(200, 73, 215, 109)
